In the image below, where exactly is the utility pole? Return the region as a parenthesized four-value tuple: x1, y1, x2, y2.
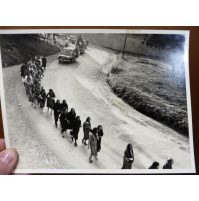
(122, 34, 127, 59)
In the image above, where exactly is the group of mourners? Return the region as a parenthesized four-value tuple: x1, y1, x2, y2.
(20, 56, 104, 163)
(20, 55, 174, 168)
(121, 143, 174, 169)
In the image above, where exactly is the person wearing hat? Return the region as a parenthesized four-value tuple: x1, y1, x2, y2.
(163, 158, 174, 169)
(60, 107, 69, 137)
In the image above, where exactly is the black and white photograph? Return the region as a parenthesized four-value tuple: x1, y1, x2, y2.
(0, 29, 195, 173)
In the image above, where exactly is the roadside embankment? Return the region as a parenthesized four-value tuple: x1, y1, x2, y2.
(107, 54, 188, 136)
(0, 35, 60, 67)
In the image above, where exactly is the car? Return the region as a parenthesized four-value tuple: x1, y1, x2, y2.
(69, 35, 77, 44)
(58, 46, 77, 63)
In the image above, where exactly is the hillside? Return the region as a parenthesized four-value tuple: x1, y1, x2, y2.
(107, 54, 188, 136)
(0, 34, 60, 67)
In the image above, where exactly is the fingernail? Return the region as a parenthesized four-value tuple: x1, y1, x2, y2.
(0, 150, 15, 165)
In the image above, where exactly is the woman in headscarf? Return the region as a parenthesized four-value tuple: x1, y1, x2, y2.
(71, 116, 81, 146)
(53, 99, 62, 128)
(148, 161, 159, 169)
(47, 89, 56, 114)
(68, 108, 76, 130)
(97, 125, 104, 152)
(39, 89, 47, 114)
(60, 107, 69, 138)
(121, 143, 134, 169)
(89, 127, 98, 163)
(82, 117, 91, 146)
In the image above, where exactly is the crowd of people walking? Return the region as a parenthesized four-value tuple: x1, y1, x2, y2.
(20, 56, 104, 163)
(20, 55, 174, 169)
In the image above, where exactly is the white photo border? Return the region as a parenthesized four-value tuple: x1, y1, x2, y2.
(0, 29, 195, 174)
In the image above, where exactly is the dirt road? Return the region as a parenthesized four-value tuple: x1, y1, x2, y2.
(2, 44, 193, 172)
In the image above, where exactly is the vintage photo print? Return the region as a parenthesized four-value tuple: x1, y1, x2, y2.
(0, 29, 195, 173)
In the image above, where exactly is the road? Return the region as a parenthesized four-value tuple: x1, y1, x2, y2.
(3, 44, 193, 172)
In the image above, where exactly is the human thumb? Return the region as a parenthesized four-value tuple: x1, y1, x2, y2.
(0, 149, 18, 175)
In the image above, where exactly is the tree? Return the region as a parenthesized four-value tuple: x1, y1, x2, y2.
(142, 34, 185, 51)
(141, 34, 186, 75)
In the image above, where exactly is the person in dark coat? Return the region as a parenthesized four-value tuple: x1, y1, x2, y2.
(47, 89, 56, 114)
(71, 116, 81, 146)
(97, 125, 104, 152)
(20, 63, 27, 78)
(60, 107, 69, 137)
(39, 89, 47, 114)
(68, 108, 76, 130)
(82, 117, 91, 146)
(61, 100, 68, 112)
(121, 143, 134, 169)
(148, 161, 159, 169)
(42, 56, 47, 70)
(53, 99, 62, 128)
(163, 158, 174, 169)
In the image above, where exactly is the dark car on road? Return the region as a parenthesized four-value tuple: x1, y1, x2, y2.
(69, 35, 77, 44)
(58, 46, 78, 63)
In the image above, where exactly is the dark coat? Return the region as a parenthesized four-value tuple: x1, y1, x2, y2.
(53, 103, 62, 122)
(39, 91, 47, 108)
(20, 64, 27, 77)
(68, 111, 76, 129)
(42, 57, 47, 67)
(47, 91, 56, 109)
(163, 162, 172, 169)
(61, 103, 68, 110)
(97, 129, 104, 151)
(73, 119, 81, 140)
(60, 112, 69, 129)
(121, 149, 134, 169)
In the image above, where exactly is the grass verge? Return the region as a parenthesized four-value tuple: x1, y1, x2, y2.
(107, 54, 188, 135)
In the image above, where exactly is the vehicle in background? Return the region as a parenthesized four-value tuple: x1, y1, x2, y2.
(58, 46, 77, 63)
(69, 35, 77, 44)
(83, 39, 87, 49)
(65, 36, 70, 47)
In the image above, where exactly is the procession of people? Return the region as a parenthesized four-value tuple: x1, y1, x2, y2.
(20, 56, 105, 164)
(20, 55, 174, 169)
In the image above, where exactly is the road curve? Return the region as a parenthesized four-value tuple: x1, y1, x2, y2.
(3, 44, 192, 171)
